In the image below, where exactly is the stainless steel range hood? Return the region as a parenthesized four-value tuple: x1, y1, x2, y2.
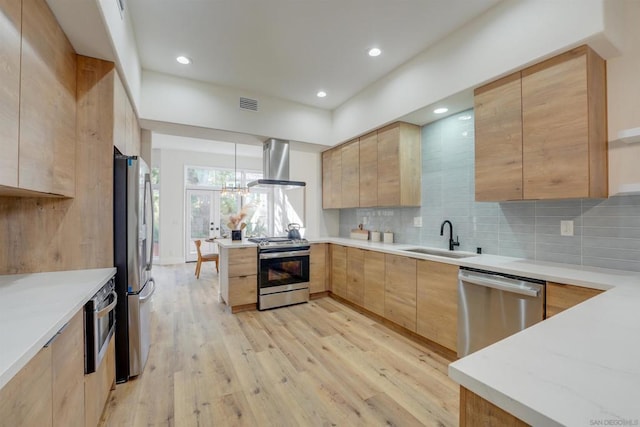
(247, 139, 306, 189)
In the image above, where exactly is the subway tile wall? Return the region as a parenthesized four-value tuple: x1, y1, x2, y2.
(339, 109, 640, 272)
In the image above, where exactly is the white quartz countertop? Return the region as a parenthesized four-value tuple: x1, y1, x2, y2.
(0, 268, 116, 390)
(214, 238, 259, 248)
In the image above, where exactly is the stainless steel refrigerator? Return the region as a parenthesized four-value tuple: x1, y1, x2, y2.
(114, 151, 155, 382)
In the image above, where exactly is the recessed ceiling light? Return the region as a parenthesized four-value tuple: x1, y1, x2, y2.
(434, 107, 448, 114)
(176, 56, 191, 65)
(317, 91, 327, 98)
(368, 47, 382, 57)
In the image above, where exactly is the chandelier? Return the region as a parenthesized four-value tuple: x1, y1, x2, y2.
(221, 144, 249, 196)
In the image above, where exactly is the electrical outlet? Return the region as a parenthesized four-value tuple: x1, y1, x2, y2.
(561, 220, 574, 236)
(413, 217, 423, 227)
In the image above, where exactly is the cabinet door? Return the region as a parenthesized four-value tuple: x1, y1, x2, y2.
(0, 346, 52, 426)
(228, 247, 257, 276)
(113, 72, 127, 155)
(346, 247, 365, 306)
(330, 148, 342, 208)
(384, 254, 417, 331)
(0, 0, 21, 188)
(19, 0, 76, 196)
(416, 260, 458, 352)
(322, 151, 333, 209)
(52, 311, 84, 427)
(359, 131, 378, 207)
(363, 250, 385, 316)
(229, 275, 258, 305)
(546, 282, 603, 318)
(474, 72, 523, 201)
(522, 51, 590, 199)
(310, 243, 328, 294)
(377, 124, 401, 206)
(84, 338, 115, 427)
(330, 245, 347, 298)
(341, 140, 360, 208)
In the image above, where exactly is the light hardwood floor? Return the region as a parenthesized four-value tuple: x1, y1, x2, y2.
(100, 263, 459, 426)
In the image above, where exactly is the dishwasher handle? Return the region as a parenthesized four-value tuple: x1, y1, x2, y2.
(459, 270, 541, 297)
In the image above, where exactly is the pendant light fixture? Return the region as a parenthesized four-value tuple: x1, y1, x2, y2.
(221, 144, 249, 196)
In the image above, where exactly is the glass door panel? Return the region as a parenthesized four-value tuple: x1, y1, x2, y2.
(185, 189, 219, 262)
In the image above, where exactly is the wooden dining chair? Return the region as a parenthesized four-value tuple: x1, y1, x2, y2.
(194, 239, 219, 278)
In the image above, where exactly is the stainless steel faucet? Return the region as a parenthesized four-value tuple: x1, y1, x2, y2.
(440, 220, 460, 251)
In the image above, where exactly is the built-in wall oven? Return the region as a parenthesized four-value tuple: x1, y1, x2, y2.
(85, 276, 117, 374)
(250, 237, 310, 310)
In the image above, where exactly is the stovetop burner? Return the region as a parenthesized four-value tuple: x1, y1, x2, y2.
(248, 236, 309, 248)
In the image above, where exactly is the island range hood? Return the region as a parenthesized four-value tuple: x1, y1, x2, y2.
(248, 139, 306, 189)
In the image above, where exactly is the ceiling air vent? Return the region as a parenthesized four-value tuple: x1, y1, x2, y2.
(240, 97, 258, 112)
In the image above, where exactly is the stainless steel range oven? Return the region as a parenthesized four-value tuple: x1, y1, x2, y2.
(250, 237, 310, 310)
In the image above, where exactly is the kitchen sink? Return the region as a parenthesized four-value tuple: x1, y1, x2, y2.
(401, 247, 476, 259)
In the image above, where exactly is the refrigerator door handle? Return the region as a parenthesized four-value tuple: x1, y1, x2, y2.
(140, 278, 156, 302)
(145, 173, 154, 271)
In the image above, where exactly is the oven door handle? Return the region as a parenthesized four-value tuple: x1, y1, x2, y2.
(96, 291, 118, 318)
(260, 250, 310, 259)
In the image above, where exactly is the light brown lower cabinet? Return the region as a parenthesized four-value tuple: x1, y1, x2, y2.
(460, 386, 529, 426)
(416, 260, 458, 352)
(363, 250, 385, 316)
(0, 309, 87, 427)
(0, 345, 53, 427)
(53, 311, 85, 427)
(220, 246, 258, 311)
(546, 281, 604, 318)
(331, 245, 347, 298)
(346, 247, 365, 306)
(84, 337, 115, 427)
(309, 243, 328, 294)
(384, 254, 417, 332)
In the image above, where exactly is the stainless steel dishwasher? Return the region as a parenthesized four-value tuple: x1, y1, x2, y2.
(458, 267, 545, 357)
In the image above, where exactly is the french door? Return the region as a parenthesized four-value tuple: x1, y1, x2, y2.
(185, 189, 220, 262)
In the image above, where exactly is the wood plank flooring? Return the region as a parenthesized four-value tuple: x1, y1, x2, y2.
(100, 263, 459, 426)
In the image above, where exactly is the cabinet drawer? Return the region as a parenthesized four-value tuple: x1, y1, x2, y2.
(228, 247, 257, 277)
(229, 275, 257, 305)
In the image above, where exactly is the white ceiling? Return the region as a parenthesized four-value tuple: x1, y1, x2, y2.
(126, 0, 501, 110)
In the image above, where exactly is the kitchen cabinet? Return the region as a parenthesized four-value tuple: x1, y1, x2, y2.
(18, 0, 76, 197)
(0, 0, 21, 189)
(0, 346, 52, 426)
(0, 310, 87, 427)
(341, 139, 360, 208)
(377, 122, 421, 207)
(309, 243, 328, 294)
(459, 386, 528, 427)
(114, 72, 140, 156)
(52, 311, 84, 427)
(416, 260, 458, 352)
(84, 337, 115, 427)
(358, 131, 378, 207)
(363, 250, 385, 316)
(219, 246, 258, 312)
(322, 148, 342, 209)
(346, 247, 365, 306)
(384, 254, 417, 331)
(0, 0, 77, 197)
(546, 282, 603, 318)
(321, 121, 421, 209)
(474, 45, 607, 201)
(330, 244, 347, 298)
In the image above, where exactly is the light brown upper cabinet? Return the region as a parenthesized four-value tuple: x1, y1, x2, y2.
(322, 147, 343, 209)
(474, 45, 607, 201)
(0, 0, 21, 189)
(341, 139, 360, 208)
(322, 121, 421, 208)
(19, 0, 77, 197)
(377, 122, 422, 206)
(359, 131, 378, 207)
(114, 72, 141, 156)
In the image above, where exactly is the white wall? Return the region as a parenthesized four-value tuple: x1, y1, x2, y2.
(141, 71, 333, 146)
(331, 0, 615, 143)
(97, 0, 142, 111)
